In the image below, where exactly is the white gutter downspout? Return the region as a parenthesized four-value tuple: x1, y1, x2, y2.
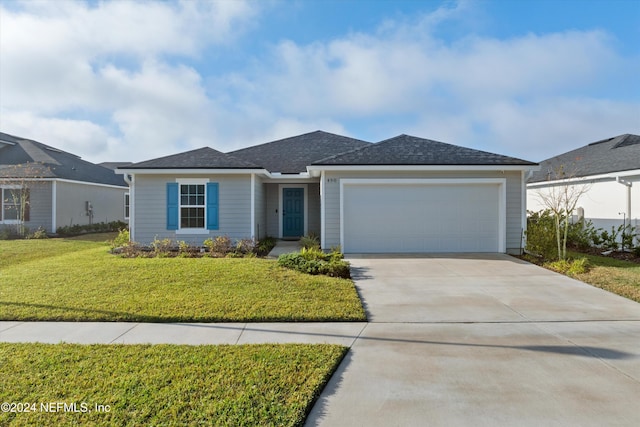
(123, 174, 134, 242)
(616, 176, 632, 225)
(522, 169, 535, 254)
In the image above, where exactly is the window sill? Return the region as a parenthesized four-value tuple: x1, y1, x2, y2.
(175, 229, 210, 235)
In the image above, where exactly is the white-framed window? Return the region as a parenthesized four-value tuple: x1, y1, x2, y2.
(167, 178, 216, 234)
(1, 186, 28, 224)
(180, 183, 205, 228)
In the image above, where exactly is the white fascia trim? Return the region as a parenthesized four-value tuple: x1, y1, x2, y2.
(116, 168, 270, 176)
(175, 177, 210, 184)
(527, 169, 640, 188)
(309, 164, 539, 176)
(261, 175, 317, 184)
(339, 178, 507, 253)
(269, 172, 311, 178)
(278, 184, 308, 238)
(3, 177, 127, 190)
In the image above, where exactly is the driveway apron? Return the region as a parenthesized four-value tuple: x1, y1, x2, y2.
(306, 254, 640, 427)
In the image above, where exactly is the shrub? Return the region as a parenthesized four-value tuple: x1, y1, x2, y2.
(545, 259, 571, 274)
(57, 220, 128, 236)
(27, 227, 48, 239)
(255, 236, 277, 256)
(619, 224, 637, 251)
(278, 249, 351, 279)
(600, 227, 619, 251)
(526, 210, 558, 260)
(300, 233, 320, 250)
(152, 237, 174, 257)
(111, 229, 130, 249)
(203, 235, 233, 256)
(178, 240, 199, 258)
(568, 257, 590, 275)
(545, 257, 590, 276)
(566, 219, 596, 250)
(234, 238, 256, 255)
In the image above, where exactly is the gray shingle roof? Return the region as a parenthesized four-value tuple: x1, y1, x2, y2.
(0, 132, 127, 187)
(99, 162, 133, 170)
(528, 134, 640, 183)
(314, 134, 537, 166)
(123, 147, 261, 169)
(228, 130, 371, 173)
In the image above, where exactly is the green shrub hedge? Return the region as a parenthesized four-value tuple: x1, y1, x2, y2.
(277, 247, 351, 279)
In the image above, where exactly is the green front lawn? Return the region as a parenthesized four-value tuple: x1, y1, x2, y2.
(0, 235, 366, 322)
(568, 251, 640, 303)
(0, 343, 346, 427)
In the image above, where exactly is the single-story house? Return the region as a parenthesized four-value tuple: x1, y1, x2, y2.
(527, 134, 640, 233)
(0, 132, 129, 234)
(117, 131, 538, 254)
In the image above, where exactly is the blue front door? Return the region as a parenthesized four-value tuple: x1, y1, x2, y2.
(283, 188, 304, 238)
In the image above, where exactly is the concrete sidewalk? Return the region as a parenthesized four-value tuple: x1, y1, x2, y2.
(0, 321, 366, 346)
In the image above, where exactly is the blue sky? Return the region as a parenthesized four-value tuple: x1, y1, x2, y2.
(0, 0, 638, 163)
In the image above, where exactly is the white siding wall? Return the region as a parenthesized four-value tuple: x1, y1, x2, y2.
(323, 170, 524, 254)
(55, 181, 127, 230)
(133, 174, 252, 245)
(527, 177, 640, 231)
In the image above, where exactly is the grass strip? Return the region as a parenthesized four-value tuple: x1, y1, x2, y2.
(0, 236, 366, 322)
(0, 343, 347, 427)
(567, 251, 640, 303)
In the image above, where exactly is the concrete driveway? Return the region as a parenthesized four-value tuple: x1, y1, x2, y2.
(306, 254, 640, 427)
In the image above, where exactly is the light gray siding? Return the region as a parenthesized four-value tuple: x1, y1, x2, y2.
(133, 174, 252, 245)
(308, 183, 321, 236)
(323, 170, 524, 254)
(254, 176, 266, 239)
(1, 181, 53, 233)
(55, 181, 127, 230)
(265, 184, 279, 237)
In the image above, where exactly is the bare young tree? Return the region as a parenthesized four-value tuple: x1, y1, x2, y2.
(535, 165, 591, 260)
(0, 162, 50, 237)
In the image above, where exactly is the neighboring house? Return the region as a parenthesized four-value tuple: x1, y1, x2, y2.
(0, 132, 129, 234)
(527, 134, 640, 233)
(117, 130, 538, 254)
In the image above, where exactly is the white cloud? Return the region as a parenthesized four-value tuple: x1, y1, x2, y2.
(0, 0, 638, 164)
(0, 0, 258, 161)
(228, 5, 637, 160)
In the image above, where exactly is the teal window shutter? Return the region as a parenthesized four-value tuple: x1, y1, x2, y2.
(206, 183, 219, 230)
(166, 183, 179, 230)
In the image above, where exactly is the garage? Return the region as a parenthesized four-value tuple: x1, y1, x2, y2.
(341, 179, 505, 253)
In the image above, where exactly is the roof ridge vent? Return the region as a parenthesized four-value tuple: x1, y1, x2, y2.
(588, 137, 615, 146)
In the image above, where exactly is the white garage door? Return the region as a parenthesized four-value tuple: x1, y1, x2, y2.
(343, 181, 502, 253)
